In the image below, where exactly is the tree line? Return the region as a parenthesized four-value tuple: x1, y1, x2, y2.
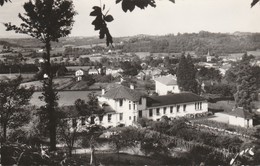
(120, 32, 260, 55)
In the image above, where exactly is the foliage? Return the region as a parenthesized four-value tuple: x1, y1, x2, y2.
(177, 54, 199, 94)
(204, 83, 235, 97)
(90, 5, 113, 46)
(193, 119, 256, 137)
(120, 61, 142, 76)
(57, 115, 79, 157)
(0, 63, 39, 74)
(0, 76, 34, 141)
(5, 0, 77, 151)
(121, 32, 260, 54)
(251, 0, 260, 7)
(74, 93, 104, 123)
(234, 54, 258, 110)
(5, 0, 76, 43)
(197, 66, 222, 82)
(0, 0, 10, 6)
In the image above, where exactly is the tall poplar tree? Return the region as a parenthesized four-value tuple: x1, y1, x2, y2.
(234, 54, 257, 111)
(177, 54, 198, 94)
(5, 0, 76, 150)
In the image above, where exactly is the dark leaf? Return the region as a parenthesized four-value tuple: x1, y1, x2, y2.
(122, 0, 135, 12)
(99, 27, 105, 39)
(251, 0, 260, 7)
(0, 0, 10, 6)
(90, 7, 102, 16)
(169, 0, 175, 3)
(103, 4, 105, 10)
(104, 15, 114, 22)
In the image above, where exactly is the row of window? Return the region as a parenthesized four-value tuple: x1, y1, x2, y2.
(195, 102, 203, 110)
(119, 98, 143, 107)
(72, 102, 203, 126)
(148, 105, 186, 117)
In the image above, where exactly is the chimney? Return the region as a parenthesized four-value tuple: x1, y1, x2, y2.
(130, 84, 135, 90)
(102, 89, 105, 95)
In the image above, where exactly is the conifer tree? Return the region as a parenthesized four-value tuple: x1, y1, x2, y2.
(177, 54, 198, 94)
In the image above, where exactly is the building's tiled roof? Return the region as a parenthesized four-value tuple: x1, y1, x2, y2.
(227, 107, 253, 119)
(102, 85, 145, 101)
(147, 93, 206, 107)
(154, 74, 177, 85)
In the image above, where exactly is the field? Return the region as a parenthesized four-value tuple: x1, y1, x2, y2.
(30, 90, 101, 107)
(0, 73, 35, 81)
(21, 77, 74, 90)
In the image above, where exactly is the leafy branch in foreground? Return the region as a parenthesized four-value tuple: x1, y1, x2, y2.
(90, 5, 114, 47)
(251, 0, 260, 7)
(0, 0, 10, 6)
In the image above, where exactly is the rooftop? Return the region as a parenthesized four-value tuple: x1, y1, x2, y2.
(102, 85, 145, 102)
(227, 107, 253, 119)
(154, 74, 177, 85)
(147, 93, 206, 107)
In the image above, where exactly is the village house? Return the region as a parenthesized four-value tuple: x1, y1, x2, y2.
(97, 85, 208, 128)
(136, 71, 146, 80)
(143, 68, 162, 79)
(227, 107, 253, 128)
(75, 69, 86, 81)
(154, 74, 180, 95)
(88, 68, 100, 75)
(105, 68, 123, 77)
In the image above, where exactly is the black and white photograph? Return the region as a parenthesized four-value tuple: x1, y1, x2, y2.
(0, 0, 260, 165)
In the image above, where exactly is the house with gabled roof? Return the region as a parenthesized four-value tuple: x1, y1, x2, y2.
(75, 69, 86, 81)
(154, 74, 180, 95)
(98, 85, 146, 127)
(227, 107, 253, 128)
(97, 84, 207, 127)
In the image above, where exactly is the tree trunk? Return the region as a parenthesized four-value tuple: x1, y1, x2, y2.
(44, 41, 57, 151)
(2, 122, 7, 142)
(68, 147, 72, 158)
(90, 145, 95, 165)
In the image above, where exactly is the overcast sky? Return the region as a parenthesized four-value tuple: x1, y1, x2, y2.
(0, 0, 259, 38)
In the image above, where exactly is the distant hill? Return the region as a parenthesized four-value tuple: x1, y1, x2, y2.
(0, 40, 22, 48)
(1, 31, 260, 55)
(119, 31, 260, 55)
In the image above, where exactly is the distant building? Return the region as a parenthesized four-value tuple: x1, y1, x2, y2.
(136, 71, 146, 80)
(88, 68, 99, 75)
(154, 74, 180, 95)
(227, 107, 253, 128)
(105, 68, 123, 77)
(75, 69, 86, 81)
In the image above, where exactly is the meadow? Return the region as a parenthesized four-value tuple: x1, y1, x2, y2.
(30, 90, 101, 107)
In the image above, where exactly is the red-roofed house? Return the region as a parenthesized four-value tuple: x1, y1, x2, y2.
(227, 107, 253, 128)
(154, 74, 180, 95)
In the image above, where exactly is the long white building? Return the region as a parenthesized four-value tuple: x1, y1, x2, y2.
(98, 85, 208, 127)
